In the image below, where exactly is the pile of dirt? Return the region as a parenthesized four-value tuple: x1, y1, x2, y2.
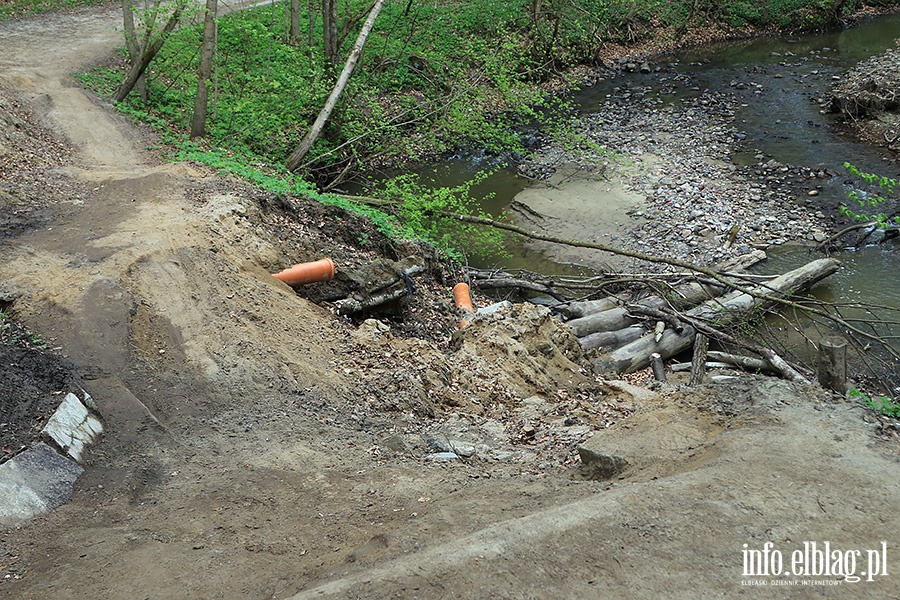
(0, 89, 80, 231)
(0, 89, 86, 462)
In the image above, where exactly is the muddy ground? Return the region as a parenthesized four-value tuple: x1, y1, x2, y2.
(1, 7, 899, 599)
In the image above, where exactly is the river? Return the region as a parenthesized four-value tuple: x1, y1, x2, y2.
(360, 13, 900, 380)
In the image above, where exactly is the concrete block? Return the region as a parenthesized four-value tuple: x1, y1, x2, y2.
(0, 443, 84, 525)
(41, 392, 103, 463)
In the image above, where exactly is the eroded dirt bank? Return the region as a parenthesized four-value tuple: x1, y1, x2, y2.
(1, 7, 899, 599)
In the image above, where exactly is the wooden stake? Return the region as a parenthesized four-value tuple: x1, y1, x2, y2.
(650, 353, 666, 382)
(817, 339, 847, 395)
(689, 334, 709, 386)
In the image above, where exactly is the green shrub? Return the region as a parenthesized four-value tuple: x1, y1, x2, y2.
(850, 388, 900, 418)
(841, 163, 899, 229)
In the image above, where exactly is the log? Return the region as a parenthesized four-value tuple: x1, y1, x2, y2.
(566, 279, 725, 338)
(333, 285, 407, 315)
(706, 351, 773, 373)
(528, 251, 768, 324)
(593, 258, 841, 374)
(565, 252, 767, 337)
(558, 297, 619, 320)
(567, 306, 639, 337)
(579, 325, 645, 351)
(713, 249, 768, 272)
(671, 361, 734, 372)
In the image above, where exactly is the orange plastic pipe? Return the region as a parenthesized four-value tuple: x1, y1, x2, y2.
(272, 258, 335, 285)
(453, 282, 474, 327)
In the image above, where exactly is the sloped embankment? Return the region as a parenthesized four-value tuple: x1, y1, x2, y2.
(830, 41, 900, 152)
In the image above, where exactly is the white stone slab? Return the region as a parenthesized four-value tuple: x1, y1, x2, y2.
(41, 392, 104, 463)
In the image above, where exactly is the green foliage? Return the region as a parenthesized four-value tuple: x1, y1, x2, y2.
(374, 169, 510, 260)
(63, 0, 899, 258)
(173, 141, 411, 239)
(0, 0, 108, 21)
(719, 0, 865, 27)
(102, 0, 900, 175)
(105, 1, 553, 171)
(850, 388, 900, 418)
(841, 163, 899, 229)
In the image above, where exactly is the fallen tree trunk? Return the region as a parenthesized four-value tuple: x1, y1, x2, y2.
(113, 4, 184, 102)
(593, 258, 841, 375)
(671, 354, 777, 374)
(706, 351, 774, 373)
(286, 0, 385, 171)
(566, 280, 726, 337)
(565, 251, 769, 337)
(568, 306, 636, 337)
(579, 325, 645, 351)
(474, 278, 567, 301)
(559, 297, 619, 320)
(671, 361, 734, 372)
(339, 195, 897, 361)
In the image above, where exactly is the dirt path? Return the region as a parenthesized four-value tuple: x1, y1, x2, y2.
(1, 8, 899, 599)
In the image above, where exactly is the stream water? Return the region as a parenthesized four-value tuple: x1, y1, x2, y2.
(361, 13, 900, 370)
(382, 13, 899, 264)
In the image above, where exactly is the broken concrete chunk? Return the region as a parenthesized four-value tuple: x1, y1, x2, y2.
(577, 447, 630, 479)
(425, 452, 460, 461)
(475, 301, 512, 318)
(41, 392, 104, 464)
(0, 443, 84, 525)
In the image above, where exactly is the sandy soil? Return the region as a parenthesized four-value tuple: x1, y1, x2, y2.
(1, 7, 899, 599)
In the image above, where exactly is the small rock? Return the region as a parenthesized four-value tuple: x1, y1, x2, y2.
(448, 441, 477, 458)
(577, 447, 629, 480)
(425, 452, 459, 461)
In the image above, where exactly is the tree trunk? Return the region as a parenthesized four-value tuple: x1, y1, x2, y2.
(120, 0, 148, 101)
(190, 0, 218, 139)
(323, 0, 339, 66)
(593, 258, 841, 374)
(288, 0, 301, 43)
(689, 333, 709, 386)
(113, 4, 184, 102)
(286, 0, 385, 172)
(567, 306, 638, 337)
(565, 279, 728, 338)
(307, 0, 317, 69)
(817, 339, 848, 394)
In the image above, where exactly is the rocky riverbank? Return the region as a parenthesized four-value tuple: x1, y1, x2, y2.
(830, 40, 900, 153)
(516, 70, 846, 271)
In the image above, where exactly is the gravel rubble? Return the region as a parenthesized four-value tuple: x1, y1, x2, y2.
(520, 78, 844, 269)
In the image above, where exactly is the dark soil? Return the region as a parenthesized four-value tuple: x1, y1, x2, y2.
(0, 319, 80, 462)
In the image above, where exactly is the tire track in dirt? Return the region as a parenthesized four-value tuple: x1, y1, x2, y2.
(0, 8, 144, 172)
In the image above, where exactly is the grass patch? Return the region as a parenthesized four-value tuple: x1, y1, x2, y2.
(0, 0, 111, 21)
